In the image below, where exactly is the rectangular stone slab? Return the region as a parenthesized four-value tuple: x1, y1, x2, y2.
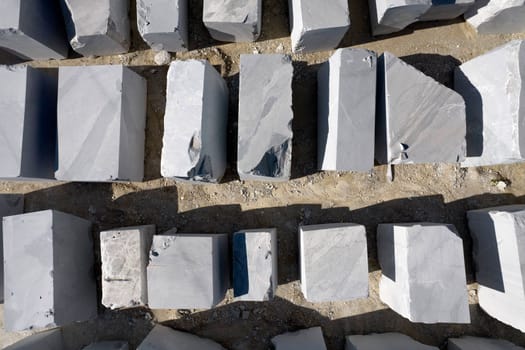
(271, 327, 327, 350)
(137, 325, 226, 350)
(82, 342, 129, 350)
(345, 333, 438, 350)
(419, 0, 475, 21)
(369, 0, 431, 35)
(448, 336, 524, 350)
(203, 0, 262, 42)
(238, 54, 293, 181)
(4, 328, 64, 350)
(0, 194, 23, 303)
(464, 0, 525, 34)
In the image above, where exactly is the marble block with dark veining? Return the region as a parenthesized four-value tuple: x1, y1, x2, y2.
(448, 336, 525, 350)
(82, 342, 129, 350)
(464, 0, 525, 34)
(238, 54, 293, 181)
(203, 0, 262, 42)
(137, 324, 226, 350)
(345, 333, 438, 350)
(271, 327, 327, 350)
(0, 194, 23, 303)
(4, 328, 65, 350)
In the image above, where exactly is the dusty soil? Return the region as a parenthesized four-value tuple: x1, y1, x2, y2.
(2, 0, 525, 349)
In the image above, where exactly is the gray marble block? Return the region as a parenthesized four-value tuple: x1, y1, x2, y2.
(3, 210, 96, 331)
(101, 225, 155, 310)
(0, 194, 23, 303)
(464, 0, 525, 34)
(375, 52, 466, 165)
(299, 223, 368, 303)
(238, 54, 293, 181)
(56, 65, 147, 182)
(377, 223, 470, 323)
(137, 324, 226, 350)
(82, 342, 129, 350)
(4, 328, 65, 350)
(60, 0, 130, 56)
(456, 40, 525, 167)
(137, 0, 188, 52)
(0, 66, 58, 180)
(271, 327, 327, 350)
(289, 0, 350, 53)
(147, 231, 229, 309)
(318, 48, 376, 171)
(161, 60, 228, 183)
(369, 0, 431, 35)
(345, 333, 438, 350)
(467, 205, 525, 332)
(448, 336, 524, 350)
(203, 0, 262, 42)
(0, 0, 68, 60)
(233, 228, 278, 301)
(419, 0, 475, 21)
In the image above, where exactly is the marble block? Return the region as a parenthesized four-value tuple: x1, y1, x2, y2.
(60, 0, 130, 56)
(233, 228, 278, 301)
(345, 333, 438, 350)
(0, 194, 23, 302)
(369, 0, 431, 35)
(137, 0, 188, 52)
(377, 223, 470, 323)
(419, 0, 475, 21)
(56, 65, 147, 182)
(456, 40, 525, 167)
(238, 54, 293, 181)
(83, 342, 129, 350)
(448, 336, 524, 350)
(0, 0, 68, 60)
(464, 0, 525, 34)
(4, 328, 64, 350)
(0, 66, 58, 180)
(299, 223, 368, 302)
(203, 0, 262, 42)
(289, 0, 350, 53)
(318, 48, 377, 171)
(3, 210, 96, 331)
(161, 60, 229, 183)
(375, 52, 466, 165)
(137, 324, 226, 350)
(147, 232, 229, 309)
(101, 225, 155, 310)
(271, 327, 327, 350)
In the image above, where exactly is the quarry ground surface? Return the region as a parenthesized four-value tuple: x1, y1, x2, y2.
(2, 0, 525, 349)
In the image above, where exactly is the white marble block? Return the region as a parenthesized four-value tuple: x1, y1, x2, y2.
(271, 327, 327, 350)
(456, 40, 525, 167)
(147, 232, 229, 309)
(3, 210, 96, 331)
(233, 228, 278, 301)
(464, 0, 525, 34)
(369, 0, 431, 35)
(299, 223, 368, 302)
(137, 325, 226, 350)
(100, 225, 155, 310)
(448, 336, 524, 350)
(0, 194, 23, 303)
(345, 333, 438, 350)
(203, 0, 262, 42)
(83, 342, 129, 350)
(377, 223, 470, 323)
(56, 65, 147, 182)
(4, 328, 65, 350)
(161, 60, 229, 183)
(419, 0, 475, 21)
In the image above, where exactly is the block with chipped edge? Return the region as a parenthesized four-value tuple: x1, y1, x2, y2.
(82, 342, 129, 350)
(345, 333, 438, 350)
(271, 327, 327, 350)
(137, 324, 226, 350)
(464, 0, 525, 34)
(4, 328, 64, 350)
(203, 0, 262, 42)
(448, 336, 524, 350)
(0, 194, 23, 303)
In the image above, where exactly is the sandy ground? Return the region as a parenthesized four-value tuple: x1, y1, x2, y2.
(2, 0, 525, 349)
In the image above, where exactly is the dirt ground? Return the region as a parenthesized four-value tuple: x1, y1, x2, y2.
(2, 0, 525, 349)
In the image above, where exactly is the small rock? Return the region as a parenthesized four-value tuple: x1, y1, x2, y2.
(154, 50, 171, 65)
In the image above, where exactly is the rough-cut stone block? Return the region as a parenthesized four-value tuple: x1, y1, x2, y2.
(0, 194, 23, 303)
(0, 66, 58, 180)
(271, 327, 327, 350)
(203, 0, 262, 42)
(299, 223, 368, 302)
(82, 341, 129, 350)
(467, 205, 525, 332)
(375, 52, 466, 165)
(147, 231, 229, 309)
(137, 325, 226, 350)
(419, 0, 475, 21)
(3, 210, 96, 331)
(238, 54, 293, 181)
(377, 223, 470, 323)
(137, 0, 188, 52)
(369, 0, 431, 35)
(345, 333, 438, 350)
(233, 228, 277, 301)
(448, 336, 524, 350)
(0, 0, 68, 60)
(456, 40, 525, 167)
(289, 0, 350, 53)
(60, 0, 130, 56)
(318, 48, 376, 171)
(56, 65, 147, 182)
(464, 0, 525, 34)
(4, 328, 64, 350)
(101, 225, 155, 310)
(161, 60, 228, 183)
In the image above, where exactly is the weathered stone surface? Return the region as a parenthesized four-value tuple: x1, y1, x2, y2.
(375, 52, 466, 165)
(377, 223, 470, 323)
(289, 0, 350, 53)
(161, 60, 228, 183)
(60, 0, 130, 56)
(0, 65, 58, 180)
(0, 194, 23, 303)
(318, 48, 376, 171)
(419, 0, 475, 21)
(82, 342, 129, 350)
(0, 0, 68, 60)
(101, 225, 155, 310)
(369, 0, 430, 35)
(4, 328, 64, 350)
(271, 327, 327, 350)
(464, 0, 525, 34)
(203, 0, 262, 42)
(345, 333, 438, 350)
(456, 40, 525, 167)
(3, 210, 96, 331)
(137, 0, 188, 52)
(448, 336, 524, 350)
(147, 231, 229, 309)
(137, 324, 226, 350)
(238, 54, 293, 181)
(233, 228, 277, 301)
(299, 223, 368, 302)
(56, 65, 147, 182)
